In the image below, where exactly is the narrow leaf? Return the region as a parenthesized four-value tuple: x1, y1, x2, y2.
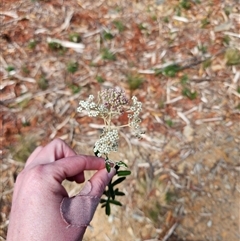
(106, 201, 111, 216)
(117, 170, 131, 176)
(105, 162, 111, 173)
(116, 161, 128, 168)
(115, 190, 125, 196)
(109, 199, 122, 206)
(112, 177, 126, 186)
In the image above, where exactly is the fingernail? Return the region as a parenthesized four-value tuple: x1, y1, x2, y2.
(79, 181, 92, 195)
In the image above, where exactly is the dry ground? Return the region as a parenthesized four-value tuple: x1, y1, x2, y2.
(1, 0, 240, 240)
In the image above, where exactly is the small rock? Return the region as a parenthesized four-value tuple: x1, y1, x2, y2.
(207, 220, 212, 227)
(183, 125, 194, 142)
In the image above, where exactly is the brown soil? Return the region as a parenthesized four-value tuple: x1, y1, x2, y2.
(1, 0, 239, 240)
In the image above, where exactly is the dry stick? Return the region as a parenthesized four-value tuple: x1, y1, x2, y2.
(162, 222, 179, 241)
(52, 8, 74, 34)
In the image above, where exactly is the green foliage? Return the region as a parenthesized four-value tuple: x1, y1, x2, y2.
(116, 161, 128, 168)
(69, 33, 81, 43)
(165, 191, 177, 204)
(237, 86, 240, 94)
(28, 39, 37, 49)
(224, 7, 231, 16)
(202, 59, 211, 69)
(127, 74, 143, 90)
(68, 84, 81, 94)
(151, 15, 157, 21)
(163, 16, 169, 23)
(182, 88, 198, 100)
(201, 18, 210, 28)
(180, 0, 191, 10)
(222, 35, 230, 45)
(175, 6, 182, 16)
(103, 31, 114, 40)
(225, 48, 240, 66)
(22, 120, 31, 127)
(155, 64, 181, 77)
(100, 172, 128, 216)
(6, 66, 15, 72)
(38, 76, 48, 90)
(147, 202, 161, 223)
(113, 20, 125, 32)
(158, 100, 165, 109)
(198, 44, 207, 54)
(180, 74, 189, 85)
(22, 65, 30, 75)
(101, 48, 116, 61)
(138, 23, 147, 31)
(48, 42, 66, 54)
(67, 61, 78, 73)
(165, 119, 173, 127)
(96, 75, 105, 83)
(117, 170, 131, 176)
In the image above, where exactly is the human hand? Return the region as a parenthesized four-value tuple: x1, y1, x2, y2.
(7, 139, 115, 241)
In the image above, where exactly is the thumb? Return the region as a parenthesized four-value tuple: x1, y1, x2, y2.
(60, 168, 115, 227)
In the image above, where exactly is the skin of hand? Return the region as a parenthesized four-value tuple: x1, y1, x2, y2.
(6, 139, 115, 241)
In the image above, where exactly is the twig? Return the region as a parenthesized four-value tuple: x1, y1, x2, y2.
(177, 112, 190, 125)
(0, 11, 18, 18)
(223, 31, 240, 38)
(162, 222, 179, 241)
(47, 37, 85, 53)
(173, 16, 189, 23)
(195, 117, 223, 125)
(13, 74, 36, 83)
(53, 8, 74, 34)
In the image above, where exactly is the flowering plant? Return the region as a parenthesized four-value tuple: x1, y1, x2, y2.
(77, 87, 143, 215)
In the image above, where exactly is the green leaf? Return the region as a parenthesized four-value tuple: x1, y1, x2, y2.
(6, 66, 15, 72)
(162, 64, 181, 77)
(115, 189, 125, 196)
(182, 88, 198, 100)
(69, 33, 82, 43)
(112, 177, 126, 186)
(103, 31, 114, 40)
(93, 147, 100, 157)
(180, 74, 188, 85)
(225, 48, 240, 66)
(100, 199, 107, 203)
(155, 64, 181, 77)
(101, 48, 116, 61)
(67, 62, 78, 74)
(117, 170, 131, 177)
(116, 161, 128, 168)
(113, 20, 125, 32)
(105, 162, 111, 173)
(105, 201, 111, 215)
(108, 199, 122, 206)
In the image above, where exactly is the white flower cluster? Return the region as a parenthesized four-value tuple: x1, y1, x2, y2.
(77, 95, 104, 117)
(93, 129, 119, 157)
(77, 88, 143, 158)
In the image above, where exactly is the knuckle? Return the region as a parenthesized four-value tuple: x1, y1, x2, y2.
(52, 138, 65, 145)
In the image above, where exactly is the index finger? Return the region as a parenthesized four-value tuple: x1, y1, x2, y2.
(48, 155, 106, 183)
